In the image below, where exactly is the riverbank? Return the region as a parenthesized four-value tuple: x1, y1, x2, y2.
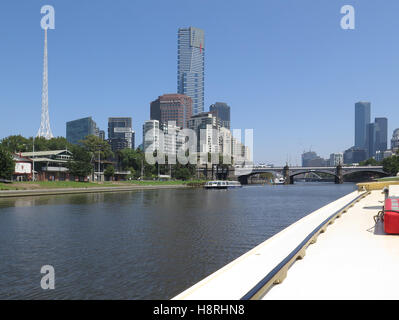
(0, 180, 198, 198)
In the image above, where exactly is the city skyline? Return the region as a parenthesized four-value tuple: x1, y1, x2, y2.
(1, 1, 399, 165)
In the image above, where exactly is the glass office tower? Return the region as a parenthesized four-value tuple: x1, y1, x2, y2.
(108, 117, 135, 152)
(177, 27, 205, 115)
(210, 102, 231, 129)
(374, 117, 388, 153)
(355, 102, 371, 148)
(66, 117, 99, 145)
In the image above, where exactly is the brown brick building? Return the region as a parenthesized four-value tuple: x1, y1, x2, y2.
(150, 94, 192, 129)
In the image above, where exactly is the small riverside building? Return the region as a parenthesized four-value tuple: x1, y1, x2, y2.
(21, 150, 72, 181)
(12, 154, 33, 181)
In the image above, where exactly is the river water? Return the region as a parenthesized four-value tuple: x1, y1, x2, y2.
(0, 182, 356, 299)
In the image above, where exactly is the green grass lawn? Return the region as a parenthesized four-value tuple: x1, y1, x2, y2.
(0, 181, 115, 190)
(0, 179, 204, 191)
(0, 184, 17, 190)
(118, 179, 206, 186)
(376, 176, 399, 181)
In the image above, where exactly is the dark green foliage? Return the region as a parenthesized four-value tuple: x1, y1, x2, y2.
(0, 135, 72, 152)
(79, 135, 113, 160)
(67, 145, 93, 179)
(104, 165, 115, 178)
(359, 158, 381, 166)
(382, 155, 399, 176)
(0, 146, 15, 180)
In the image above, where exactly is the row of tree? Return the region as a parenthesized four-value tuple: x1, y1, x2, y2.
(0, 134, 200, 181)
(1, 135, 72, 153)
(359, 151, 399, 176)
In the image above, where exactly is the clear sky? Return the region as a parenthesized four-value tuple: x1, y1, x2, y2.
(1, 0, 399, 165)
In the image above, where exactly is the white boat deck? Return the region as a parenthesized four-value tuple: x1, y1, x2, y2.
(264, 190, 399, 300)
(174, 189, 399, 300)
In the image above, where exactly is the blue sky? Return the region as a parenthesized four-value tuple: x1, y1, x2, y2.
(1, 0, 399, 165)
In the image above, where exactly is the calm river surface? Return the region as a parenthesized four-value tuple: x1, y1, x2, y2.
(0, 183, 356, 299)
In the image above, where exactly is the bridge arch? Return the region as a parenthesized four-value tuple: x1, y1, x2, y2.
(288, 170, 340, 184)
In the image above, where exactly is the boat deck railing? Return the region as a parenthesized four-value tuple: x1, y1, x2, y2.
(173, 190, 369, 300)
(240, 191, 369, 300)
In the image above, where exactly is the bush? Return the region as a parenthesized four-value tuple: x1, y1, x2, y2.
(104, 165, 115, 178)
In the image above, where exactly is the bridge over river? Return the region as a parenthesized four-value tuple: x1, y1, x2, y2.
(234, 165, 388, 184)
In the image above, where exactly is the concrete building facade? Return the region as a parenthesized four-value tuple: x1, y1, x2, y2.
(150, 94, 192, 129)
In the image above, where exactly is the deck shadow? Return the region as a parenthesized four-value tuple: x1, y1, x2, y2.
(363, 206, 383, 210)
(373, 221, 387, 236)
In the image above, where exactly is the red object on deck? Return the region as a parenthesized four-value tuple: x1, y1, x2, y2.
(384, 198, 399, 234)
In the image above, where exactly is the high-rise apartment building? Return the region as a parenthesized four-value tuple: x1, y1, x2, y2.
(108, 117, 135, 152)
(374, 117, 388, 153)
(150, 94, 192, 129)
(355, 102, 371, 148)
(177, 27, 205, 115)
(66, 117, 100, 145)
(188, 112, 219, 154)
(143, 120, 160, 154)
(219, 127, 232, 159)
(161, 121, 183, 156)
(210, 102, 231, 129)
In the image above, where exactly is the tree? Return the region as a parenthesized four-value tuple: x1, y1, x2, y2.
(1, 135, 72, 153)
(45, 137, 72, 151)
(118, 148, 143, 172)
(80, 135, 113, 160)
(359, 158, 380, 166)
(126, 167, 137, 180)
(104, 165, 115, 179)
(173, 163, 196, 181)
(382, 155, 399, 176)
(67, 145, 93, 180)
(0, 146, 15, 180)
(1, 135, 30, 152)
(174, 166, 191, 180)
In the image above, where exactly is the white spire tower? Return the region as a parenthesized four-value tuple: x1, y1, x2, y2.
(37, 28, 54, 139)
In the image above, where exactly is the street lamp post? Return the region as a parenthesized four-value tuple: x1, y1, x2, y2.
(97, 145, 102, 183)
(32, 137, 35, 181)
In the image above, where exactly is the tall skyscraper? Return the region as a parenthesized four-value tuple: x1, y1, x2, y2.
(210, 102, 231, 129)
(37, 28, 54, 139)
(150, 94, 192, 129)
(108, 117, 135, 152)
(366, 122, 376, 158)
(355, 102, 371, 148)
(177, 27, 205, 115)
(374, 117, 388, 153)
(66, 117, 100, 145)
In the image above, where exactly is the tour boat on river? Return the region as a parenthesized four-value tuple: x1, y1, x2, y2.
(204, 181, 242, 189)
